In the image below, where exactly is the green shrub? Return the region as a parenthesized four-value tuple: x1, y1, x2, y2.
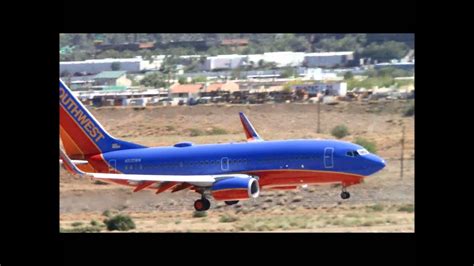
(103, 214, 136, 231)
(71, 222, 83, 227)
(366, 204, 384, 212)
(398, 204, 414, 213)
(192, 211, 208, 218)
(403, 103, 414, 117)
(208, 127, 228, 135)
(165, 125, 175, 131)
(219, 214, 239, 223)
(355, 137, 377, 153)
(188, 128, 204, 137)
(61, 226, 102, 233)
(331, 125, 350, 139)
(362, 221, 374, 227)
(90, 220, 101, 226)
(102, 209, 112, 217)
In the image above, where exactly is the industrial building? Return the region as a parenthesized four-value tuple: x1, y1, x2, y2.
(304, 52, 354, 68)
(93, 71, 132, 87)
(246, 52, 305, 68)
(169, 84, 203, 99)
(293, 82, 347, 97)
(205, 55, 247, 70)
(374, 62, 414, 71)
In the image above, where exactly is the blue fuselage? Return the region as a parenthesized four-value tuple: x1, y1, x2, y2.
(101, 139, 385, 177)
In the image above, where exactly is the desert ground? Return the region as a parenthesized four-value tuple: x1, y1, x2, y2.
(60, 100, 415, 232)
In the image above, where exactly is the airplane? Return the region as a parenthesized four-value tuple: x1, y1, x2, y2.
(59, 79, 386, 211)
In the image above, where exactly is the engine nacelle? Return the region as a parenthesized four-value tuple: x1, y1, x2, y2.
(211, 176, 260, 201)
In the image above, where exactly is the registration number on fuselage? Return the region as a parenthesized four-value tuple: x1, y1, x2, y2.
(125, 158, 142, 163)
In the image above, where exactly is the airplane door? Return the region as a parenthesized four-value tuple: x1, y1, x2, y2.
(324, 148, 334, 168)
(221, 157, 229, 171)
(108, 159, 117, 173)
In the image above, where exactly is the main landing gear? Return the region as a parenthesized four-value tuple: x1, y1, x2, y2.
(340, 187, 351, 200)
(194, 197, 211, 211)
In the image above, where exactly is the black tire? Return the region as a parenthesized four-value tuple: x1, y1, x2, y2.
(225, 200, 239, 206)
(341, 191, 350, 199)
(194, 199, 205, 211)
(202, 198, 211, 210)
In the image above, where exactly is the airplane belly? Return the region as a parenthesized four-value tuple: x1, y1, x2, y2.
(246, 170, 364, 187)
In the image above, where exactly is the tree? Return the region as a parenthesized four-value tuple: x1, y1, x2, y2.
(199, 56, 207, 65)
(60, 70, 71, 77)
(96, 49, 121, 59)
(282, 79, 306, 91)
(359, 41, 409, 62)
(231, 68, 241, 80)
(178, 77, 188, 84)
(71, 34, 87, 47)
(192, 76, 207, 83)
(140, 72, 167, 88)
(265, 62, 278, 69)
(316, 34, 367, 52)
(280, 67, 295, 78)
(111, 62, 121, 71)
(344, 71, 354, 80)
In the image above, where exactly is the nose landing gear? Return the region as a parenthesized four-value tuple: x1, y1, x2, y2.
(340, 187, 351, 199)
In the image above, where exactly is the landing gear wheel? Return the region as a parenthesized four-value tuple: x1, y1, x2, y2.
(225, 200, 239, 206)
(202, 198, 211, 210)
(194, 198, 211, 211)
(341, 191, 350, 199)
(194, 199, 205, 211)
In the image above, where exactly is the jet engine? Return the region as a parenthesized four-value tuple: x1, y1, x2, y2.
(211, 176, 260, 201)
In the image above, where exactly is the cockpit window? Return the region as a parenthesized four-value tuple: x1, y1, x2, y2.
(357, 149, 369, 155)
(347, 149, 369, 157)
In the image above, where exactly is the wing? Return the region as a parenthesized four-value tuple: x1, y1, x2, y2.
(59, 149, 249, 186)
(239, 112, 264, 142)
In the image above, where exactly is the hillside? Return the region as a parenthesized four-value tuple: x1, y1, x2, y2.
(60, 33, 414, 62)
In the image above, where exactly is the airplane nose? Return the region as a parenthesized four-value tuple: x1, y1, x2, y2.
(371, 155, 386, 171)
(365, 154, 386, 174)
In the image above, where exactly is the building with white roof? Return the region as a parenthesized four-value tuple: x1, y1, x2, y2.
(205, 54, 247, 70)
(262, 52, 306, 67)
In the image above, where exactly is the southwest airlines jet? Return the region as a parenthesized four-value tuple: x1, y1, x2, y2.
(59, 79, 385, 211)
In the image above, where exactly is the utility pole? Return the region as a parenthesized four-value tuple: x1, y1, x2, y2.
(400, 125, 405, 180)
(317, 97, 321, 133)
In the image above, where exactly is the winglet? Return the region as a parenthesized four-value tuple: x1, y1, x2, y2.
(239, 112, 263, 142)
(59, 149, 87, 176)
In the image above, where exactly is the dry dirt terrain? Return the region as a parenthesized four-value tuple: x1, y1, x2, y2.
(60, 100, 415, 232)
